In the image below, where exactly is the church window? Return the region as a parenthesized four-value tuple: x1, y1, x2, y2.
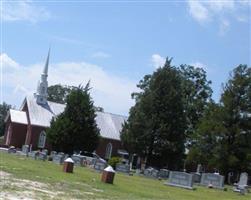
(38, 131, 46, 148)
(105, 143, 112, 159)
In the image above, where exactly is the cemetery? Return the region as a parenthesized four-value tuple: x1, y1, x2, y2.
(0, 149, 250, 200)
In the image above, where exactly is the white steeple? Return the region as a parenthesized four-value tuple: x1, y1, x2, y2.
(35, 49, 50, 105)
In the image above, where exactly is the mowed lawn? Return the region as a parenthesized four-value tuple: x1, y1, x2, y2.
(0, 152, 250, 200)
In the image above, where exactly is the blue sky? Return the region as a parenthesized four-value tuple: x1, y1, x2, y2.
(1, 0, 250, 115)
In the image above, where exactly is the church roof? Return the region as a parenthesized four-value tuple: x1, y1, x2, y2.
(25, 96, 127, 141)
(7, 109, 28, 125)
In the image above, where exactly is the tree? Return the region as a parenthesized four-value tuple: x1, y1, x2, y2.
(188, 65, 251, 175)
(0, 102, 12, 136)
(48, 84, 104, 111)
(218, 65, 251, 175)
(47, 84, 73, 104)
(121, 58, 186, 169)
(46, 83, 100, 154)
(179, 65, 212, 142)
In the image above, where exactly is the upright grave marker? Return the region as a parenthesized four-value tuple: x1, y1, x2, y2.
(165, 171, 194, 190)
(94, 160, 107, 171)
(200, 173, 224, 189)
(116, 163, 130, 174)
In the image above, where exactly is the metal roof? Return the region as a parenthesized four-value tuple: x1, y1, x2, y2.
(25, 96, 127, 141)
(9, 109, 28, 125)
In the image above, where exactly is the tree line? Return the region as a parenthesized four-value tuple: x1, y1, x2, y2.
(0, 57, 250, 177)
(120, 58, 251, 176)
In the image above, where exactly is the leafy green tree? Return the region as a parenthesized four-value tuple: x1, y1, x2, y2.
(47, 83, 100, 154)
(0, 102, 12, 136)
(47, 84, 73, 104)
(121, 58, 186, 169)
(179, 65, 212, 142)
(188, 65, 251, 175)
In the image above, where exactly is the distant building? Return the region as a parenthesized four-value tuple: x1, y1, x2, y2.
(4, 50, 127, 159)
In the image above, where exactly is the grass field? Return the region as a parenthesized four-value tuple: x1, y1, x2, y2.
(0, 152, 250, 200)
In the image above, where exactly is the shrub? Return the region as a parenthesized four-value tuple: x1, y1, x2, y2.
(108, 157, 121, 169)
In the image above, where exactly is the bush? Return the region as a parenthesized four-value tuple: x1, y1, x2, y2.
(108, 157, 122, 169)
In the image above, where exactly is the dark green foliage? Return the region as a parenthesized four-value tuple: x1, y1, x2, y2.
(108, 157, 122, 169)
(188, 65, 251, 175)
(179, 65, 212, 142)
(121, 58, 212, 169)
(121, 58, 186, 169)
(47, 83, 100, 154)
(0, 102, 12, 136)
(47, 84, 73, 104)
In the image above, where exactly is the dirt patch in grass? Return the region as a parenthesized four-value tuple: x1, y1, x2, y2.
(0, 171, 105, 200)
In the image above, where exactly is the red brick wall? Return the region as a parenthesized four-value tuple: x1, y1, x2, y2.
(95, 138, 122, 159)
(4, 119, 27, 149)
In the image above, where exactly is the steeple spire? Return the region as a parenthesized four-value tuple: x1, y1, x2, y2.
(35, 49, 50, 105)
(43, 48, 50, 75)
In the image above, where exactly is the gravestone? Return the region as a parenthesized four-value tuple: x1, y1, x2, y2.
(72, 155, 84, 166)
(143, 167, 159, 178)
(37, 152, 47, 161)
(50, 151, 57, 157)
(233, 172, 249, 194)
(22, 145, 29, 155)
(53, 154, 65, 164)
(42, 149, 48, 155)
(191, 173, 201, 183)
(159, 169, 169, 179)
(200, 173, 224, 189)
(28, 151, 38, 160)
(94, 160, 107, 171)
(196, 164, 202, 173)
(116, 163, 130, 174)
(165, 171, 194, 190)
(8, 146, 16, 154)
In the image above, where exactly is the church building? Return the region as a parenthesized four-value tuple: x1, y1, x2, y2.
(4, 51, 127, 159)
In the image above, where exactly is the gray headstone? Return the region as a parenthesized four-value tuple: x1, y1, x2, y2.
(116, 163, 130, 174)
(159, 169, 169, 179)
(72, 155, 84, 166)
(238, 172, 248, 186)
(165, 171, 194, 190)
(94, 160, 107, 171)
(53, 154, 65, 164)
(22, 145, 29, 155)
(37, 152, 47, 161)
(42, 149, 48, 155)
(50, 151, 57, 157)
(28, 151, 38, 159)
(191, 172, 201, 183)
(196, 164, 202, 174)
(8, 147, 16, 154)
(144, 167, 159, 178)
(200, 173, 224, 189)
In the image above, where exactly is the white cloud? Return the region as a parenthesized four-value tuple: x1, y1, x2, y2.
(219, 19, 230, 36)
(188, 0, 210, 24)
(2, 53, 137, 115)
(2, 0, 50, 23)
(151, 54, 166, 68)
(187, 0, 250, 34)
(91, 52, 111, 58)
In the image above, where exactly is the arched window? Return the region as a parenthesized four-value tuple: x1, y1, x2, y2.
(105, 143, 112, 159)
(38, 131, 46, 148)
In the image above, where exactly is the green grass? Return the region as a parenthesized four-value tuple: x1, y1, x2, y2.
(0, 152, 250, 200)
